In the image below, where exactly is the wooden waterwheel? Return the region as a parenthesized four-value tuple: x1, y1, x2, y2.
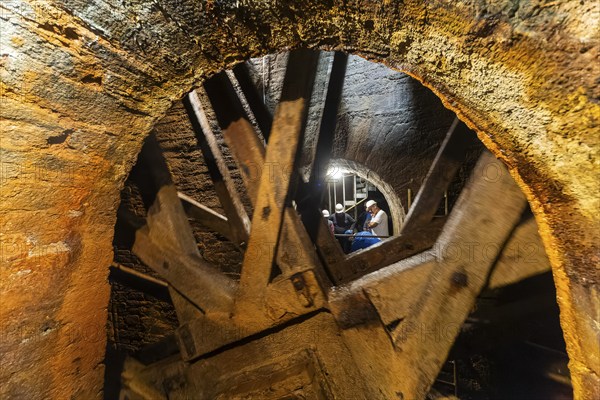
(117, 50, 550, 399)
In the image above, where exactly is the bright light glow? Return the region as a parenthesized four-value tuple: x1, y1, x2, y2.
(330, 169, 343, 180)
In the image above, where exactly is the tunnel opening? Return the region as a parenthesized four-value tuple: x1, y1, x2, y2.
(324, 159, 400, 236)
(322, 159, 398, 254)
(102, 50, 571, 399)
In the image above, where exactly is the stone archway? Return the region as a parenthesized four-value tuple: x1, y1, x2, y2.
(1, 1, 597, 399)
(328, 158, 405, 235)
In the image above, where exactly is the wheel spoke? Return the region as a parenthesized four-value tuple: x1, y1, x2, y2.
(237, 49, 320, 304)
(129, 134, 237, 314)
(183, 91, 251, 246)
(400, 117, 468, 233)
(178, 191, 234, 244)
(329, 152, 527, 399)
(331, 218, 445, 283)
(135, 134, 199, 255)
(231, 63, 273, 141)
(487, 213, 551, 288)
(297, 52, 349, 272)
(302, 52, 348, 208)
(202, 71, 266, 203)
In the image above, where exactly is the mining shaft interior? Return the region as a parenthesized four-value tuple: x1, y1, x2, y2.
(105, 51, 569, 400)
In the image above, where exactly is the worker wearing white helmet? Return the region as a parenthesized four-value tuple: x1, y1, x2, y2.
(366, 200, 389, 237)
(330, 203, 355, 253)
(322, 209, 335, 236)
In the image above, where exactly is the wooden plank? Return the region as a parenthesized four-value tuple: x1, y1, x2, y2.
(237, 49, 320, 307)
(231, 63, 273, 140)
(202, 66, 325, 279)
(169, 289, 203, 325)
(116, 205, 206, 323)
(178, 191, 233, 242)
(183, 91, 251, 246)
(137, 134, 199, 256)
(306, 52, 348, 189)
(315, 217, 346, 268)
(400, 117, 467, 234)
(133, 223, 237, 315)
(296, 51, 336, 182)
(330, 217, 446, 283)
(297, 52, 349, 274)
(130, 135, 237, 315)
(177, 269, 328, 361)
(277, 207, 328, 277)
(202, 72, 266, 203)
(329, 152, 527, 399)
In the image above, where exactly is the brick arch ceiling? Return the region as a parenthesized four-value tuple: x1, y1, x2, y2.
(1, 1, 597, 399)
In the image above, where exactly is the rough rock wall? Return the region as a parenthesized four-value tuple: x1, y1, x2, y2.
(333, 56, 483, 217)
(1, 1, 597, 399)
(107, 259, 178, 354)
(247, 54, 483, 223)
(108, 174, 179, 355)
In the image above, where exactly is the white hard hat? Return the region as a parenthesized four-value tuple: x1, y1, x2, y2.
(322, 210, 330, 217)
(365, 200, 376, 209)
(335, 203, 344, 213)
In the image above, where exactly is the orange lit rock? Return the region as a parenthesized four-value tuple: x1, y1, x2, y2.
(1, 1, 597, 398)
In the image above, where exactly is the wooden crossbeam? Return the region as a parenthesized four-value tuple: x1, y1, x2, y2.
(129, 135, 237, 314)
(326, 116, 468, 284)
(231, 63, 273, 141)
(133, 226, 237, 314)
(183, 92, 251, 247)
(400, 117, 467, 234)
(237, 49, 320, 307)
(329, 152, 527, 399)
(202, 72, 266, 203)
(178, 191, 233, 243)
